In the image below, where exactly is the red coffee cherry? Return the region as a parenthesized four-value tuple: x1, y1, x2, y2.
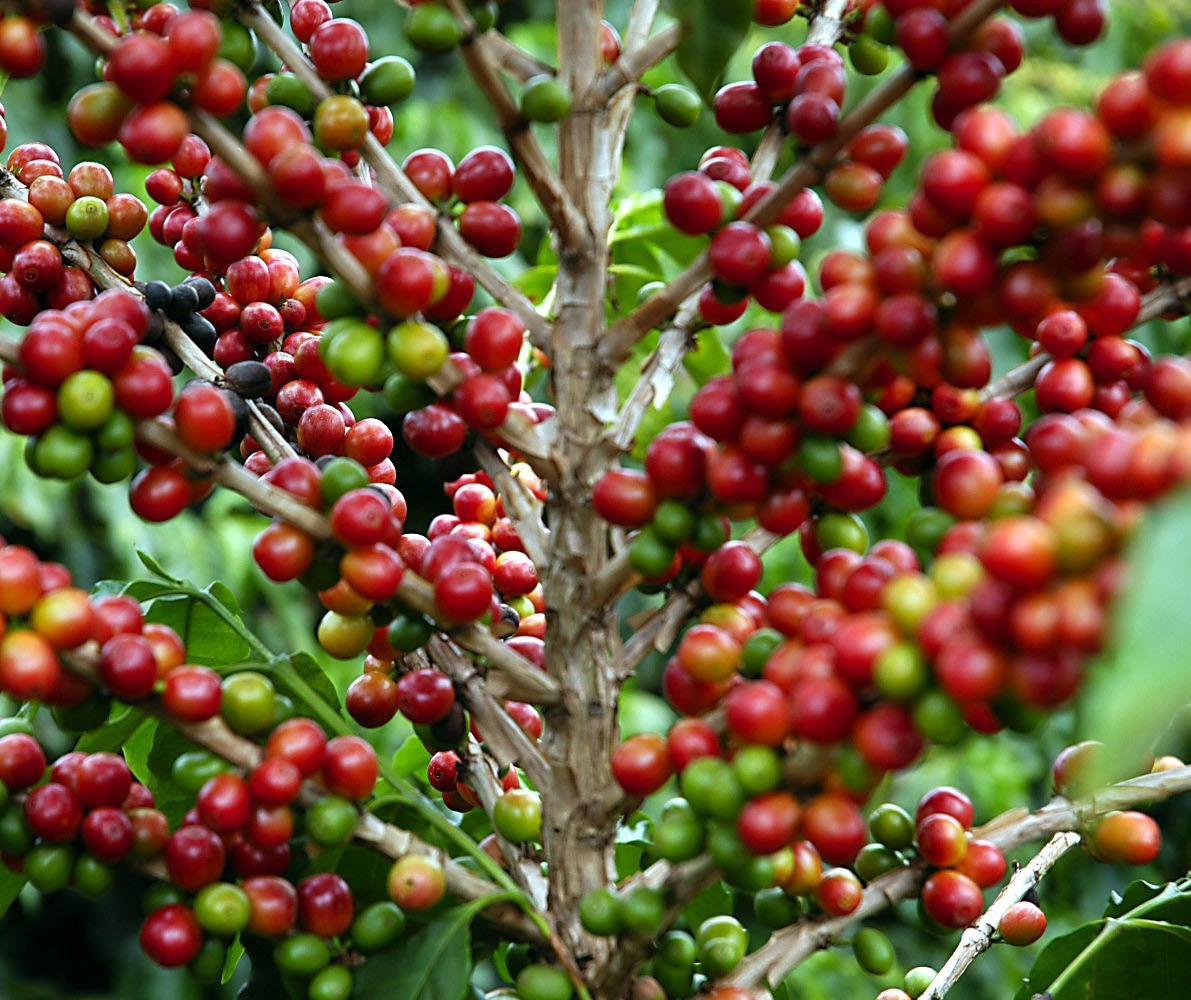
(921, 869, 984, 929)
(999, 900, 1047, 945)
(297, 871, 355, 937)
(321, 735, 378, 801)
(611, 733, 672, 797)
(140, 904, 204, 968)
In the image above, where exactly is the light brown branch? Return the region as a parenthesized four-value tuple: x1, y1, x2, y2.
(397, 575, 562, 706)
(474, 440, 550, 568)
(591, 22, 680, 103)
(424, 636, 553, 788)
(440, 0, 585, 244)
(980, 272, 1191, 403)
(484, 30, 555, 83)
(920, 831, 1081, 1000)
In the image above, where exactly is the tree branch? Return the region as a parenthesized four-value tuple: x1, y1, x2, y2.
(981, 273, 1191, 402)
(919, 831, 1081, 1000)
(726, 765, 1191, 989)
(483, 30, 555, 83)
(622, 0, 663, 53)
(474, 440, 550, 568)
(591, 22, 680, 104)
(602, 0, 1008, 363)
(423, 637, 553, 789)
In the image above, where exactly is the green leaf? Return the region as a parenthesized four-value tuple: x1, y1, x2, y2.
(265, 652, 343, 730)
(146, 721, 205, 824)
(134, 547, 181, 584)
(665, 0, 753, 102)
(684, 880, 733, 932)
(1105, 880, 1174, 918)
(1081, 488, 1191, 782)
(513, 265, 558, 302)
(392, 735, 432, 780)
(1021, 879, 1191, 999)
(682, 328, 730, 386)
(354, 896, 504, 999)
(0, 868, 25, 920)
(1016, 922, 1105, 1000)
(74, 707, 146, 754)
(142, 594, 253, 669)
(223, 936, 245, 985)
(205, 580, 244, 617)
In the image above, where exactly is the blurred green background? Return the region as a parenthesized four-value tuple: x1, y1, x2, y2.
(2, 0, 1191, 997)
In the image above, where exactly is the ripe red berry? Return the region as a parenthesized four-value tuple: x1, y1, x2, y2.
(611, 733, 672, 796)
(321, 735, 378, 801)
(141, 904, 204, 968)
(298, 871, 355, 937)
(999, 900, 1047, 945)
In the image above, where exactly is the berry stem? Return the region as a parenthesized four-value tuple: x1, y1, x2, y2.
(919, 830, 1081, 1000)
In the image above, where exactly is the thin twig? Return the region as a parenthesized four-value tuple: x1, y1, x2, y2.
(920, 831, 1081, 1000)
(591, 23, 680, 103)
(981, 273, 1191, 402)
(622, 0, 663, 53)
(474, 440, 550, 567)
(484, 31, 555, 82)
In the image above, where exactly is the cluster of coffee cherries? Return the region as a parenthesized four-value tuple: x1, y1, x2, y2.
(663, 146, 824, 324)
(0, 534, 459, 999)
(0, 719, 441, 1000)
(575, 787, 998, 992)
(69, 8, 245, 164)
(715, 40, 850, 145)
(2, 286, 177, 485)
(341, 470, 546, 727)
(258, 3, 410, 155)
(0, 146, 146, 321)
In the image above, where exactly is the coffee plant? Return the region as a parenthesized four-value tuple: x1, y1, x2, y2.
(1, 0, 1191, 997)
